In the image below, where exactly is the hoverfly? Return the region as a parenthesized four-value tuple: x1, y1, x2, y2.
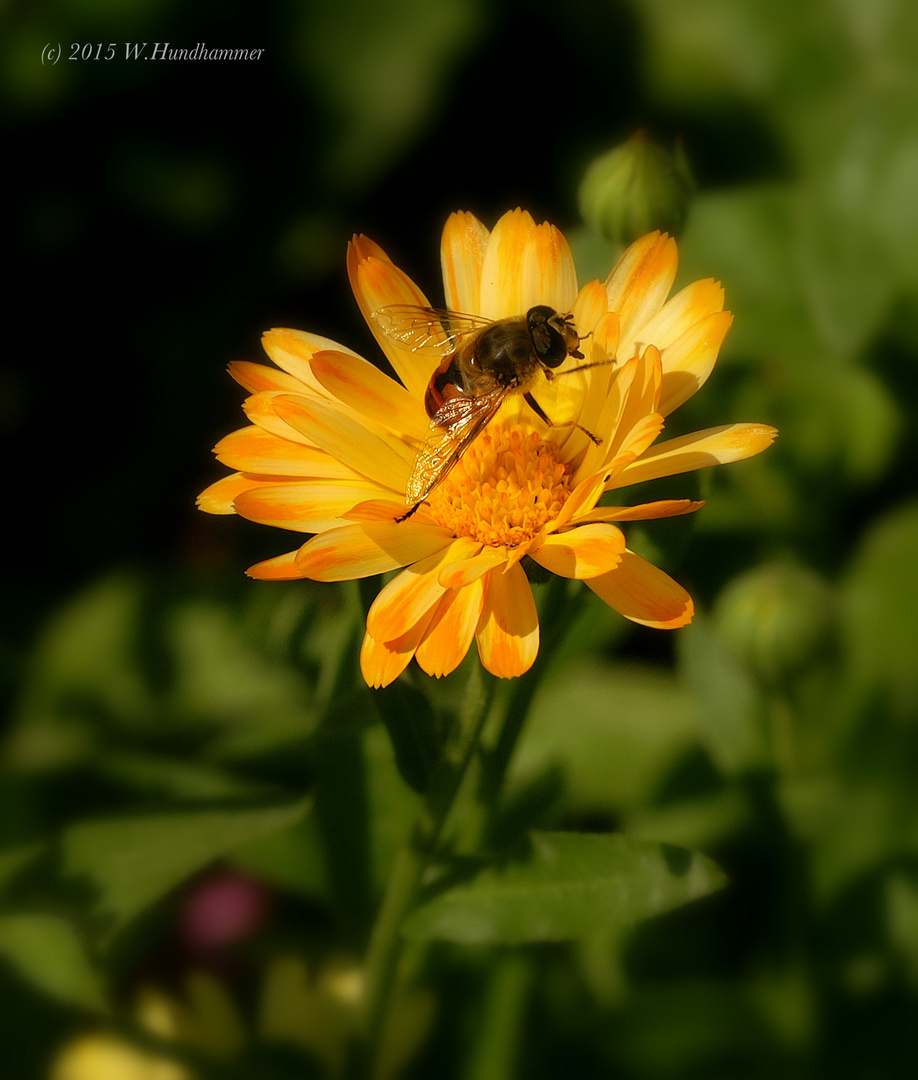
(372, 304, 608, 520)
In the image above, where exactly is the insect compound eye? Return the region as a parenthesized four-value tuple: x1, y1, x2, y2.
(527, 305, 569, 368)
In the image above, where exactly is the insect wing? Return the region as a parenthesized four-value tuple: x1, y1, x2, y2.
(405, 386, 506, 503)
(372, 305, 492, 356)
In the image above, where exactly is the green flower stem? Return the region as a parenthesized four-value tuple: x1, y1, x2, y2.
(355, 664, 496, 1070)
(482, 576, 577, 813)
(462, 951, 533, 1080)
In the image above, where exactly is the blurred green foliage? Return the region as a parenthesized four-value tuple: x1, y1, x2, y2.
(4, 0, 918, 1076)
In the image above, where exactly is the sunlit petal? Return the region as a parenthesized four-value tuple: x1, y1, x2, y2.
(658, 310, 734, 416)
(475, 563, 539, 678)
(579, 499, 705, 522)
(308, 350, 428, 440)
(361, 617, 432, 689)
(609, 423, 779, 490)
(605, 232, 679, 356)
(366, 537, 481, 641)
(294, 520, 454, 581)
(214, 427, 359, 478)
(532, 523, 626, 579)
(347, 235, 434, 397)
(234, 480, 392, 533)
(441, 211, 490, 313)
(415, 579, 486, 678)
(587, 549, 694, 628)
(272, 394, 415, 492)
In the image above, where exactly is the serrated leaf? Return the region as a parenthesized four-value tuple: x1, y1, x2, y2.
(61, 798, 311, 944)
(0, 913, 107, 1012)
(402, 832, 726, 945)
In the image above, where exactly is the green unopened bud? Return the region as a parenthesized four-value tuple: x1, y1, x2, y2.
(713, 564, 836, 690)
(578, 131, 693, 245)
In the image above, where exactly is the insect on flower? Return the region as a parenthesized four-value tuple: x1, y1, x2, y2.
(197, 208, 779, 687)
(372, 303, 611, 518)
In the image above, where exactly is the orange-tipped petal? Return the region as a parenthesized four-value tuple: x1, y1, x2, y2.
(437, 545, 506, 589)
(246, 550, 312, 580)
(308, 350, 428, 440)
(214, 427, 358, 478)
(605, 232, 679, 356)
(586, 549, 694, 628)
(361, 617, 433, 688)
(475, 563, 539, 678)
(609, 423, 779, 490)
(366, 537, 482, 641)
(532, 523, 626, 579)
(260, 329, 334, 393)
(294, 520, 454, 581)
(271, 394, 414, 493)
(347, 237, 433, 397)
(228, 360, 307, 394)
(415, 579, 486, 678)
(197, 473, 261, 515)
(479, 210, 578, 319)
(441, 211, 490, 313)
(234, 480, 392, 533)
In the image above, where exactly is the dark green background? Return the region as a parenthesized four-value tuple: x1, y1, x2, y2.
(4, 1, 918, 1077)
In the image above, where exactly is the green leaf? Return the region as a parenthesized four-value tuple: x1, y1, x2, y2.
(402, 832, 726, 945)
(371, 678, 442, 794)
(841, 499, 918, 714)
(0, 913, 107, 1012)
(677, 613, 769, 776)
(511, 660, 701, 813)
(61, 798, 311, 944)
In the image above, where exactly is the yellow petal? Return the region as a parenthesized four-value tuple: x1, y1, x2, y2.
(361, 617, 432, 688)
(234, 480, 392, 533)
(228, 360, 307, 394)
(366, 538, 482, 641)
(605, 232, 678, 357)
(475, 563, 539, 678)
(658, 310, 733, 416)
(437, 545, 504, 589)
(579, 499, 705, 522)
(608, 423, 779, 490)
(479, 210, 578, 320)
(347, 235, 433, 397)
(246, 550, 311, 580)
(260, 329, 328, 393)
(308, 350, 427, 441)
(440, 211, 490, 313)
(295, 520, 454, 581)
(551, 472, 607, 530)
(243, 391, 316, 444)
(532, 523, 626, 579)
(197, 473, 264, 515)
(571, 279, 610, 339)
(415, 579, 486, 678)
(586, 549, 694, 628)
(637, 278, 726, 351)
(272, 394, 414, 492)
(214, 426, 358, 478)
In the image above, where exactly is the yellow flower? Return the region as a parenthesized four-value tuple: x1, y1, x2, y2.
(198, 209, 776, 688)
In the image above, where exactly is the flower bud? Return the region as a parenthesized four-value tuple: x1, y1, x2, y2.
(713, 564, 836, 689)
(578, 131, 693, 245)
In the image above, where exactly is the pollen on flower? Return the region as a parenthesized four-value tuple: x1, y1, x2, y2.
(426, 425, 572, 547)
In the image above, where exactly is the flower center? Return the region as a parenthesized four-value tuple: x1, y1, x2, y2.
(426, 423, 572, 547)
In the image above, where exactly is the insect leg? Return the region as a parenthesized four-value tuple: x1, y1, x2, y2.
(524, 392, 602, 446)
(396, 501, 423, 523)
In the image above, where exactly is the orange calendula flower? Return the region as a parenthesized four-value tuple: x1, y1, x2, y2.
(198, 209, 776, 688)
